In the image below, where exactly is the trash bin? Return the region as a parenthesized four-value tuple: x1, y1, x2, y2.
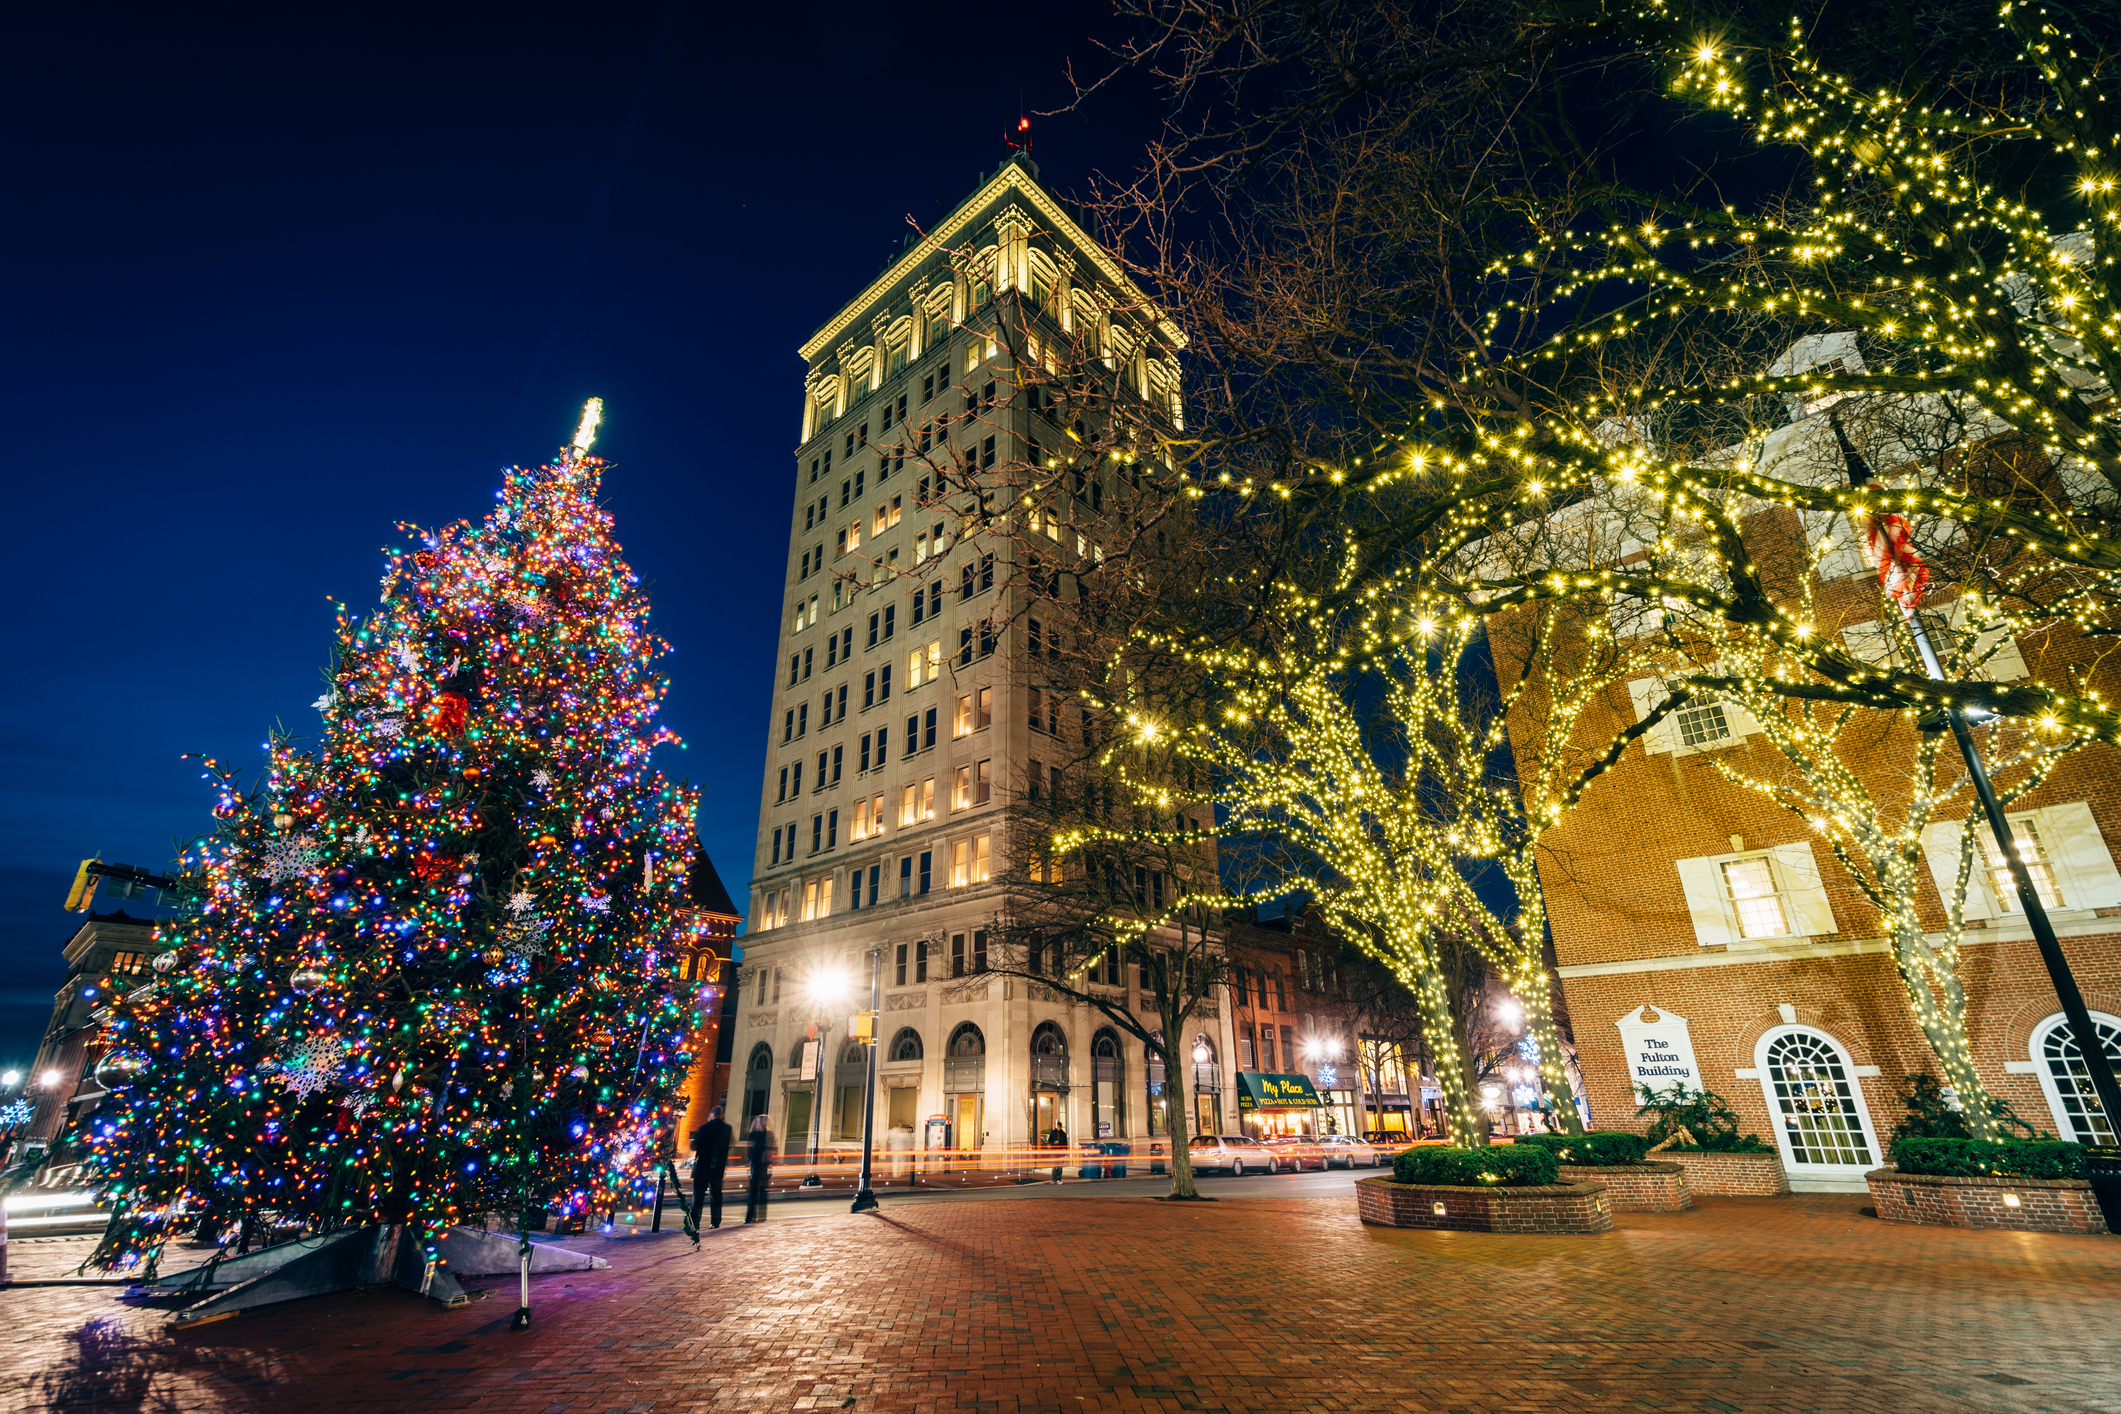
(1078, 1145, 1103, 1180)
(1105, 1141, 1129, 1180)
(2085, 1145, 2121, 1233)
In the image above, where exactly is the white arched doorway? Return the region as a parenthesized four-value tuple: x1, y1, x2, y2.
(1753, 1025, 1881, 1191)
(2028, 1011, 2121, 1143)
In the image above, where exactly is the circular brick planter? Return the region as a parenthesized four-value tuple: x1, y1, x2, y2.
(1653, 1149, 1790, 1196)
(1556, 1161, 1692, 1211)
(1866, 1166, 2113, 1236)
(1356, 1175, 1613, 1233)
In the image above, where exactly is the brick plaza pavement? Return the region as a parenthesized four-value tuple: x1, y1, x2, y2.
(4, 1191, 2117, 1413)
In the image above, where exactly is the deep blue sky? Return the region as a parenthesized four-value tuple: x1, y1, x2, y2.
(0, 0, 1160, 1067)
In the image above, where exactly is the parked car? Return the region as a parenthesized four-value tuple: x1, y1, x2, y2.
(1313, 1135, 1385, 1169)
(1263, 1136, 1328, 1171)
(1186, 1133, 1280, 1175)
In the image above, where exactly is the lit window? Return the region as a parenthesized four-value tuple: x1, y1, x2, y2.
(954, 694, 973, 738)
(974, 834, 990, 882)
(900, 784, 918, 827)
(907, 644, 926, 688)
(926, 640, 941, 680)
(802, 880, 819, 921)
(855, 797, 872, 840)
(952, 840, 970, 887)
(953, 765, 971, 810)
(1981, 818, 2064, 911)
(915, 533, 929, 565)
(847, 519, 862, 552)
(920, 777, 936, 821)
(1721, 857, 1788, 938)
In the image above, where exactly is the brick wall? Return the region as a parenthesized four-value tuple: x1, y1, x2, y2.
(1867, 1167, 2112, 1235)
(1356, 1175, 1613, 1233)
(1656, 1149, 1790, 1196)
(1556, 1161, 1691, 1210)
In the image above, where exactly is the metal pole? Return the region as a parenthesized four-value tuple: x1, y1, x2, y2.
(852, 948, 882, 1212)
(1899, 604, 2121, 1141)
(802, 1020, 825, 1187)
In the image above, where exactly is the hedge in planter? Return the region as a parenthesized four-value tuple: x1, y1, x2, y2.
(1890, 1137, 2087, 1181)
(1393, 1144, 1560, 1187)
(1518, 1131, 1648, 1166)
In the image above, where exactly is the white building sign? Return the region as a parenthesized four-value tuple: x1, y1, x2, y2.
(1615, 1005, 1701, 1092)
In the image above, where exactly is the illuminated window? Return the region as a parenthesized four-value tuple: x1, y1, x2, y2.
(908, 644, 927, 688)
(920, 777, 936, 821)
(974, 759, 991, 806)
(901, 784, 918, 827)
(925, 640, 941, 680)
(855, 797, 872, 840)
(1980, 817, 2064, 911)
(974, 834, 990, 881)
(954, 694, 973, 738)
(802, 880, 819, 921)
(1721, 857, 1788, 938)
(1675, 694, 1732, 748)
(953, 765, 971, 810)
(846, 519, 862, 553)
(952, 840, 970, 887)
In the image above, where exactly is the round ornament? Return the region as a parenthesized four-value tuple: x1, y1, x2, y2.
(94, 1051, 148, 1090)
(273, 812, 295, 829)
(391, 1067, 408, 1092)
(150, 951, 179, 974)
(290, 967, 328, 996)
(483, 946, 505, 965)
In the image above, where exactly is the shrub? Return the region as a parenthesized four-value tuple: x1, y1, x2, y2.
(1518, 1130, 1648, 1166)
(1890, 1136, 2087, 1181)
(1392, 1144, 1561, 1187)
(1635, 1083, 1773, 1152)
(1888, 1072, 2039, 1143)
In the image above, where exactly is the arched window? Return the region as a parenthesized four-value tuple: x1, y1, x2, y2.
(890, 1027, 924, 1063)
(1091, 1028, 1124, 1139)
(744, 1044, 773, 1125)
(949, 1022, 985, 1057)
(1146, 1029, 1169, 1136)
(1754, 1026, 1878, 1178)
(2030, 1011, 2121, 1142)
(1032, 1022, 1068, 1056)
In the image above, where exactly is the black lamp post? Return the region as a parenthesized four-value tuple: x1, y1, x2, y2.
(852, 947, 881, 1213)
(1834, 421, 2121, 1157)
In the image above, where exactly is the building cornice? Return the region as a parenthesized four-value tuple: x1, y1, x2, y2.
(1555, 909, 2118, 979)
(798, 164, 1185, 363)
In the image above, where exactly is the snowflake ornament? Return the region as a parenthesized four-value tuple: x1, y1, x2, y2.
(312, 692, 337, 714)
(531, 770, 553, 788)
(583, 893, 612, 915)
(396, 643, 421, 674)
(508, 891, 536, 914)
(271, 1033, 351, 1099)
(372, 715, 405, 738)
(0, 1099, 31, 1129)
(262, 836, 324, 884)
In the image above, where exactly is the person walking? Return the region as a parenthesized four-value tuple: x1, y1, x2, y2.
(691, 1105, 734, 1229)
(743, 1113, 775, 1224)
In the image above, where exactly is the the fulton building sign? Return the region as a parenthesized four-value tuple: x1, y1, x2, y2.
(1614, 1005, 1701, 1090)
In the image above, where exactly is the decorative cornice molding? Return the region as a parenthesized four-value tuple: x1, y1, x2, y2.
(798, 164, 1183, 363)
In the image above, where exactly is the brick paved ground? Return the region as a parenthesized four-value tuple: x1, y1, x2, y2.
(5, 1192, 2117, 1414)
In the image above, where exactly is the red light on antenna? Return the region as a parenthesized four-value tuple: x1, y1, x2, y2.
(1018, 116, 1031, 131)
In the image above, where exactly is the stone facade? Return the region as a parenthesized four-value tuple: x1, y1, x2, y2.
(1867, 1166, 2113, 1235)
(1556, 1161, 1691, 1211)
(1355, 1175, 1614, 1233)
(1655, 1149, 1791, 1196)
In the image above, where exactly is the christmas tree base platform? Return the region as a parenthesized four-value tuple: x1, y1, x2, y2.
(134, 1224, 608, 1327)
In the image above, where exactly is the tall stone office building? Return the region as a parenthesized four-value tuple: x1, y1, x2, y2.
(732, 156, 1234, 1159)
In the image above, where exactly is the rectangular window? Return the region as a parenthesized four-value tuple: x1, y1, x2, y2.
(777, 766, 788, 803)
(789, 654, 800, 687)
(974, 928, 988, 972)
(951, 932, 966, 977)
(954, 693, 973, 738)
(771, 829, 782, 865)
(797, 702, 808, 736)
(855, 795, 871, 839)
(913, 584, 927, 623)
(868, 612, 880, 649)
(919, 850, 932, 894)
(883, 604, 896, 639)
(975, 686, 991, 730)
(855, 467, 865, 494)
(879, 664, 892, 701)
(960, 561, 975, 600)
(900, 855, 913, 898)
(803, 647, 813, 680)
(802, 880, 819, 921)
(974, 759, 991, 805)
(1721, 856, 1789, 938)
(895, 942, 908, 986)
(951, 839, 969, 887)
(791, 760, 802, 795)
(1260, 1027, 1277, 1071)
(826, 809, 839, 849)
(980, 553, 995, 591)
(981, 435, 996, 469)
(1028, 759, 1043, 801)
(953, 765, 971, 811)
(831, 744, 843, 784)
(811, 814, 823, 854)
(920, 776, 936, 820)
(819, 876, 833, 914)
(915, 936, 928, 980)
(905, 713, 919, 756)
(924, 707, 937, 750)
(816, 750, 826, 786)
(846, 519, 861, 552)
(925, 640, 940, 681)
(1676, 693, 1734, 748)
(907, 643, 926, 688)
(837, 528, 848, 556)
(850, 867, 863, 909)
(859, 733, 872, 773)
(1981, 818, 2065, 911)
(837, 684, 848, 721)
(974, 834, 990, 882)
(1028, 688, 1043, 733)
(900, 783, 918, 827)
(958, 626, 973, 669)
(864, 672, 876, 710)
(826, 634, 838, 669)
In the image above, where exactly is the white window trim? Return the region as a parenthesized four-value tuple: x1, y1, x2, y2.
(1753, 1023, 1882, 1183)
(1919, 801, 2121, 921)
(2026, 1010, 2121, 1143)
(1674, 842, 1837, 948)
(1627, 676, 1760, 757)
(1840, 601, 2028, 681)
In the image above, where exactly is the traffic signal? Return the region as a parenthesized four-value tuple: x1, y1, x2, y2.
(63, 860, 100, 913)
(848, 1012, 877, 1044)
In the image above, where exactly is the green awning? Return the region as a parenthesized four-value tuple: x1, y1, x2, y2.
(1235, 1072, 1323, 1111)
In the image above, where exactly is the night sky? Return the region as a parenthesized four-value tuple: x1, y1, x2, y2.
(1, 0, 1160, 1067)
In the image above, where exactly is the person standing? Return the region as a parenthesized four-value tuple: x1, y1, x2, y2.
(1046, 1124, 1068, 1183)
(743, 1113, 775, 1223)
(691, 1105, 734, 1229)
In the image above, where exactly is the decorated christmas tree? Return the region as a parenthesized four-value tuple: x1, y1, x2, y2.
(87, 402, 703, 1275)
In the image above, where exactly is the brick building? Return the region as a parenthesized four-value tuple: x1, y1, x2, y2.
(671, 850, 743, 1147)
(1506, 371, 2121, 1191)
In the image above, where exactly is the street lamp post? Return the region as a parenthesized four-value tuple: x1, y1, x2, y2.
(851, 947, 881, 1213)
(800, 964, 852, 1189)
(1834, 424, 2121, 1147)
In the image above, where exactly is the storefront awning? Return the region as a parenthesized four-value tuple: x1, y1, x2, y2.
(1236, 1072, 1323, 1111)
